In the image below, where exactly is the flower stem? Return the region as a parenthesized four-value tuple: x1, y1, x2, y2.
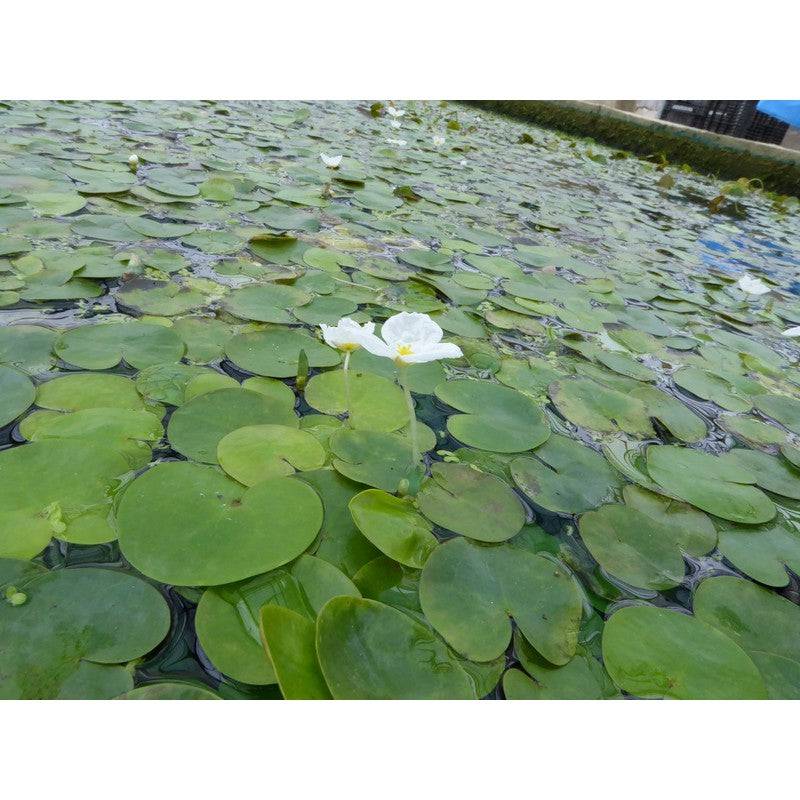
(398, 364, 419, 465)
(343, 350, 352, 426)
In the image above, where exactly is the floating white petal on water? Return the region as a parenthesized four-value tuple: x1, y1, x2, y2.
(433, 135, 446, 146)
(737, 274, 771, 295)
(357, 311, 464, 365)
(459, 159, 468, 166)
(783, 326, 800, 337)
(386, 106, 405, 118)
(389, 119, 402, 129)
(320, 153, 343, 168)
(319, 318, 376, 352)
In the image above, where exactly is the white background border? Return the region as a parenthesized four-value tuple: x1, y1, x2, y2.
(2, 1, 797, 793)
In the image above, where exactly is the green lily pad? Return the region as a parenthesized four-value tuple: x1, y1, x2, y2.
(225, 329, 340, 378)
(217, 424, 326, 485)
(0, 439, 132, 556)
(694, 575, 800, 699)
(435, 379, 550, 452)
(329, 428, 419, 492)
(645, 445, 776, 524)
(167, 387, 297, 464)
(510, 434, 622, 515)
(37, 372, 151, 412)
(753, 394, 800, 434)
(721, 448, 800, 500)
(602, 604, 767, 699)
(0, 365, 34, 428)
(117, 462, 323, 586)
(305, 370, 407, 432)
(0, 324, 57, 374)
(116, 682, 221, 700)
(717, 519, 800, 587)
(349, 489, 438, 568)
(316, 596, 476, 699)
(260, 606, 332, 699)
(55, 321, 185, 370)
(416, 462, 525, 542)
(222, 283, 311, 323)
(135, 362, 237, 406)
(0, 567, 170, 699)
(549, 377, 654, 436)
(419, 537, 582, 663)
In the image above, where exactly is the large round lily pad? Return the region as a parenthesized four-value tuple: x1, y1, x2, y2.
(117, 462, 323, 585)
(416, 462, 525, 542)
(602, 604, 767, 699)
(0, 567, 170, 699)
(510, 434, 621, 515)
(316, 596, 477, 700)
(419, 537, 582, 663)
(167, 387, 297, 463)
(435, 379, 550, 452)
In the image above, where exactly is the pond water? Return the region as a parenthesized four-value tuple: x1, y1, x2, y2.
(1, 100, 799, 700)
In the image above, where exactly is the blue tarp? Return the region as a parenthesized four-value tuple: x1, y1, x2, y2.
(756, 100, 800, 128)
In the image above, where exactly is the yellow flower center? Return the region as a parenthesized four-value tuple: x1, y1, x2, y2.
(340, 342, 360, 352)
(397, 344, 414, 356)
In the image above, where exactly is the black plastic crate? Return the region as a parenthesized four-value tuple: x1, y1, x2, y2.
(661, 100, 788, 145)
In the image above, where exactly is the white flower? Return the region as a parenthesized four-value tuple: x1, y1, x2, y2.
(386, 106, 405, 118)
(475, 115, 482, 122)
(783, 327, 800, 337)
(320, 153, 342, 169)
(128, 153, 139, 166)
(389, 119, 402, 129)
(459, 159, 468, 166)
(737, 274, 771, 295)
(359, 312, 463, 365)
(320, 318, 376, 352)
(433, 135, 446, 146)
(386, 138, 407, 147)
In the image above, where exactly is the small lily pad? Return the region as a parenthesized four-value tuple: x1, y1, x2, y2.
(435, 379, 550, 452)
(349, 489, 438, 568)
(416, 462, 525, 542)
(510, 434, 622, 515)
(217, 424, 326, 485)
(316, 596, 476, 699)
(419, 537, 582, 663)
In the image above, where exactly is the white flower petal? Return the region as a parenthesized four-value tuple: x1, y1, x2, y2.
(783, 326, 800, 337)
(320, 153, 343, 168)
(400, 342, 463, 364)
(381, 312, 443, 347)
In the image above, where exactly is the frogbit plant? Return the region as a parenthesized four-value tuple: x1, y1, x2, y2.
(320, 318, 376, 425)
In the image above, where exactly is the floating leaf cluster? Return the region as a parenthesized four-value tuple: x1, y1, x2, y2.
(1, 100, 800, 699)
